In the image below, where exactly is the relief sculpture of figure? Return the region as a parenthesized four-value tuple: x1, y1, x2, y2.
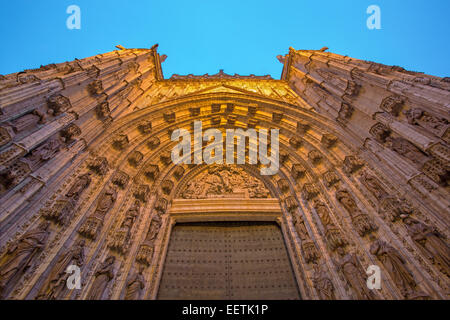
(93, 185, 117, 218)
(124, 266, 145, 300)
(403, 217, 449, 276)
(385, 137, 429, 166)
(312, 264, 336, 300)
(336, 248, 377, 300)
(370, 240, 429, 299)
(0, 222, 51, 298)
(404, 108, 448, 137)
(66, 173, 92, 201)
(36, 239, 85, 300)
(25, 138, 62, 170)
(86, 256, 115, 300)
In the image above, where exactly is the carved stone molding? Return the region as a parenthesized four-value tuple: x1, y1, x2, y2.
(380, 95, 405, 116)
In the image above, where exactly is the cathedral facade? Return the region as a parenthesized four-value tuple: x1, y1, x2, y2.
(0, 46, 448, 300)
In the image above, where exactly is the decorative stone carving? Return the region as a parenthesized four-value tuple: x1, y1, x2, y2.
(336, 189, 377, 237)
(313, 265, 336, 300)
(247, 105, 257, 116)
(179, 166, 270, 199)
(136, 213, 163, 266)
(173, 165, 185, 179)
(247, 119, 259, 129)
(189, 107, 200, 117)
(23, 138, 62, 171)
(112, 171, 130, 189)
(379, 197, 413, 222)
(289, 136, 302, 149)
(88, 157, 109, 175)
(385, 137, 430, 166)
(160, 151, 171, 165)
(336, 248, 376, 300)
(0, 222, 51, 299)
(226, 103, 235, 112)
(308, 150, 323, 164)
(17, 72, 40, 84)
(161, 180, 174, 195)
(370, 123, 391, 143)
(147, 136, 160, 149)
(112, 134, 129, 151)
(124, 266, 145, 300)
(370, 240, 429, 299)
(10, 110, 47, 134)
(277, 179, 290, 193)
(380, 95, 405, 116)
(404, 108, 449, 142)
(78, 185, 117, 240)
(211, 115, 221, 125)
(163, 112, 176, 123)
(109, 201, 140, 254)
(343, 155, 365, 174)
(40, 199, 75, 226)
(60, 124, 81, 144)
(211, 104, 221, 113)
(154, 197, 168, 215)
(86, 256, 115, 300)
(314, 200, 347, 251)
(144, 164, 159, 180)
(138, 121, 152, 134)
(0, 126, 14, 147)
(134, 185, 150, 202)
(0, 161, 32, 193)
(47, 94, 71, 116)
(36, 240, 86, 300)
(291, 164, 306, 179)
(227, 115, 237, 125)
(421, 158, 449, 187)
(344, 80, 360, 97)
(96, 102, 110, 119)
(285, 196, 298, 213)
(128, 151, 143, 167)
(337, 103, 354, 124)
(302, 183, 319, 200)
(279, 151, 289, 164)
(360, 171, 388, 200)
(321, 134, 338, 148)
(88, 80, 104, 96)
(403, 217, 449, 276)
(323, 170, 340, 187)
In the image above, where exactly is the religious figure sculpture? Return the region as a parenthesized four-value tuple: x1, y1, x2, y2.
(109, 201, 140, 253)
(312, 265, 336, 300)
(36, 240, 85, 300)
(403, 217, 449, 276)
(66, 173, 92, 201)
(336, 248, 377, 300)
(0, 222, 51, 298)
(93, 185, 117, 218)
(404, 108, 449, 138)
(124, 266, 145, 300)
(24, 138, 62, 170)
(385, 137, 429, 166)
(86, 256, 115, 300)
(370, 240, 429, 299)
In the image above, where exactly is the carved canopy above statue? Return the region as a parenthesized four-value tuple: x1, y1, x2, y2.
(178, 165, 271, 199)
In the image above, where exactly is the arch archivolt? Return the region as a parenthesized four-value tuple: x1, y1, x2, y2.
(7, 90, 447, 301)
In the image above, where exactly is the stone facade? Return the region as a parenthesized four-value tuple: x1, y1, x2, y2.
(0, 46, 448, 300)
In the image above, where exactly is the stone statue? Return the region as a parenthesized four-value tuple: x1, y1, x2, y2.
(66, 173, 92, 201)
(120, 200, 140, 233)
(145, 213, 162, 242)
(124, 266, 145, 300)
(93, 185, 117, 218)
(336, 248, 376, 300)
(403, 217, 449, 276)
(404, 108, 448, 137)
(86, 256, 115, 300)
(36, 239, 85, 300)
(336, 190, 359, 216)
(370, 240, 428, 299)
(0, 222, 51, 298)
(312, 265, 336, 300)
(360, 172, 388, 200)
(25, 138, 62, 170)
(385, 137, 429, 166)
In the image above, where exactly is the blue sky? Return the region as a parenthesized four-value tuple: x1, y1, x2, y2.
(0, 0, 449, 79)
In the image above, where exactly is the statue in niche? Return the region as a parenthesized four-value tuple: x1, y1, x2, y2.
(385, 137, 429, 166)
(66, 173, 92, 201)
(360, 172, 388, 200)
(120, 201, 140, 233)
(124, 266, 145, 300)
(403, 217, 449, 276)
(370, 240, 429, 299)
(93, 185, 117, 218)
(313, 200, 347, 251)
(24, 138, 62, 170)
(0, 222, 51, 298)
(336, 248, 377, 300)
(36, 239, 85, 300)
(312, 264, 336, 300)
(404, 108, 449, 138)
(86, 256, 115, 300)
(145, 213, 162, 243)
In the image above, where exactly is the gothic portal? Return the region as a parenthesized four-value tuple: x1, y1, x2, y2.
(0, 45, 449, 300)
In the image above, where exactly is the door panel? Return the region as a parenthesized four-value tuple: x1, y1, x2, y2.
(157, 222, 301, 300)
